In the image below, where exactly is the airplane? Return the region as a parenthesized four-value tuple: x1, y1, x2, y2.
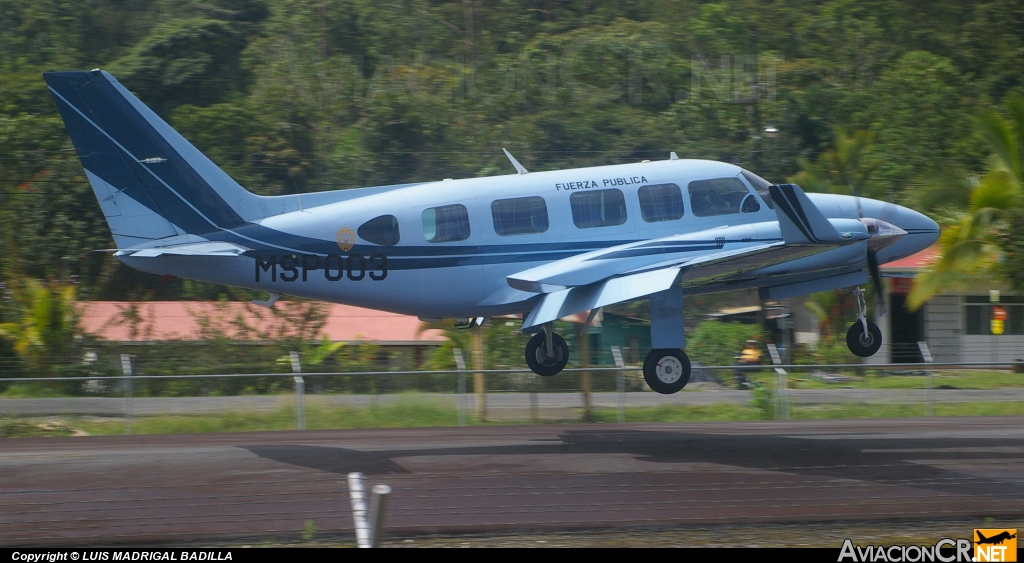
(977, 531, 1017, 545)
(43, 69, 940, 394)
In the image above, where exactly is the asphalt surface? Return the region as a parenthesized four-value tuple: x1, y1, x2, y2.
(4, 388, 1024, 416)
(2, 417, 1023, 546)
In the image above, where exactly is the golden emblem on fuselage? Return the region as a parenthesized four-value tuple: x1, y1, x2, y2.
(336, 227, 356, 252)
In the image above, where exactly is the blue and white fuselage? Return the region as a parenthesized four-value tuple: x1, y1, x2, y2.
(44, 69, 939, 392)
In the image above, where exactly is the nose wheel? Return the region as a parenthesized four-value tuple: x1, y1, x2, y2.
(643, 349, 691, 394)
(847, 287, 883, 357)
(525, 331, 569, 376)
(847, 320, 882, 357)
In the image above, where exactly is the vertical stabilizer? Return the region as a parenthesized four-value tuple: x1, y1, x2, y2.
(43, 70, 259, 247)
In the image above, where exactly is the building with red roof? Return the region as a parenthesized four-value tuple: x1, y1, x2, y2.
(879, 245, 1024, 364)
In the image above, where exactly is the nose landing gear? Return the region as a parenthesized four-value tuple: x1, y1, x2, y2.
(847, 287, 882, 357)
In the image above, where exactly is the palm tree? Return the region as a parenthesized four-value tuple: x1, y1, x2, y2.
(907, 95, 1024, 310)
(789, 127, 880, 198)
(0, 280, 78, 377)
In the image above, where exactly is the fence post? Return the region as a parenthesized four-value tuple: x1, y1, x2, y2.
(530, 374, 539, 422)
(767, 344, 790, 420)
(291, 351, 305, 430)
(472, 325, 486, 421)
(918, 341, 934, 417)
(611, 346, 625, 424)
(453, 348, 466, 426)
(579, 330, 592, 421)
(120, 354, 133, 435)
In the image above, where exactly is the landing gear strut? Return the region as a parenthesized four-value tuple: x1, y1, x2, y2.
(643, 349, 692, 395)
(847, 287, 882, 357)
(525, 323, 569, 377)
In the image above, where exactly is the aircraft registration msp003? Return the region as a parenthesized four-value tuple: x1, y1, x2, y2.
(43, 69, 939, 394)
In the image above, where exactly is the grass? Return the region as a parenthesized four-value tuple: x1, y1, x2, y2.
(0, 383, 76, 398)
(5, 392, 1024, 437)
(66, 395, 462, 436)
(590, 400, 1024, 423)
(739, 369, 1024, 390)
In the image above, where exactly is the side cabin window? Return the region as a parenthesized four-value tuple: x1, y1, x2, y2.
(638, 183, 684, 223)
(357, 215, 400, 246)
(687, 177, 756, 217)
(491, 196, 549, 236)
(422, 204, 471, 243)
(570, 189, 627, 229)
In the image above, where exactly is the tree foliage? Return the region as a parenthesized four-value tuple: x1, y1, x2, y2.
(0, 0, 1023, 302)
(908, 94, 1024, 308)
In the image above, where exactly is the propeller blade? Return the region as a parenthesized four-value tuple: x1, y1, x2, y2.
(867, 249, 886, 316)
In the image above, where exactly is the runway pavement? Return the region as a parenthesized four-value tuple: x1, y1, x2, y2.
(2, 417, 1023, 546)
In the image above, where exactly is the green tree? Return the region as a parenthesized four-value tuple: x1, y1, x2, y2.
(0, 280, 79, 377)
(908, 94, 1024, 309)
(788, 126, 878, 197)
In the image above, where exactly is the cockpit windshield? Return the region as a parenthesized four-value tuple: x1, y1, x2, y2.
(740, 170, 774, 209)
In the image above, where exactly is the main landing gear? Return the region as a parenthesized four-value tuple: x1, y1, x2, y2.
(523, 289, 693, 395)
(847, 287, 882, 357)
(643, 348, 692, 395)
(525, 324, 569, 376)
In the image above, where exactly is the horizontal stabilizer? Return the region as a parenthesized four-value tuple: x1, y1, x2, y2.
(116, 241, 251, 258)
(770, 184, 844, 244)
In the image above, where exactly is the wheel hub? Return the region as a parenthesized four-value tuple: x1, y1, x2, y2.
(535, 346, 561, 366)
(655, 356, 683, 384)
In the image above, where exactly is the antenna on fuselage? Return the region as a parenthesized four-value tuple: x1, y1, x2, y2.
(669, 152, 679, 160)
(502, 148, 529, 174)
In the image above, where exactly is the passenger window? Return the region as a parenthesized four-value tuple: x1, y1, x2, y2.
(687, 177, 752, 217)
(491, 196, 549, 236)
(357, 215, 400, 246)
(422, 204, 471, 243)
(570, 189, 627, 228)
(740, 170, 775, 209)
(638, 183, 684, 223)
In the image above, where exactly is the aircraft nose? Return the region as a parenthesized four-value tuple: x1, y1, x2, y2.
(872, 204, 939, 263)
(894, 205, 940, 245)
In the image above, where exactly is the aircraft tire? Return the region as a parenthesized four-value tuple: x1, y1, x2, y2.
(847, 321, 883, 357)
(643, 349, 691, 395)
(525, 332, 569, 377)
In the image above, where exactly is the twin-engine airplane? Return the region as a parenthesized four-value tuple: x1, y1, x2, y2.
(44, 70, 939, 394)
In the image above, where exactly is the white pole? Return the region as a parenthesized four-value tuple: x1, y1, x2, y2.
(369, 484, 392, 548)
(453, 348, 466, 426)
(120, 354, 133, 435)
(918, 341, 934, 417)
(348, 472, 371, 548)
(612, 346, 625, 424)
(767, 343, 789, 420)
(291, 351, 304, 430)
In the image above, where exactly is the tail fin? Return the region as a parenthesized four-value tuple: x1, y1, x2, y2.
(977, 531, 988, 541)
(43, 70, 257, 248)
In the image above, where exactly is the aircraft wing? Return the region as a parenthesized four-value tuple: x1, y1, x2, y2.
(519, 239, 838, 330)
(114, 241, 251, 258)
